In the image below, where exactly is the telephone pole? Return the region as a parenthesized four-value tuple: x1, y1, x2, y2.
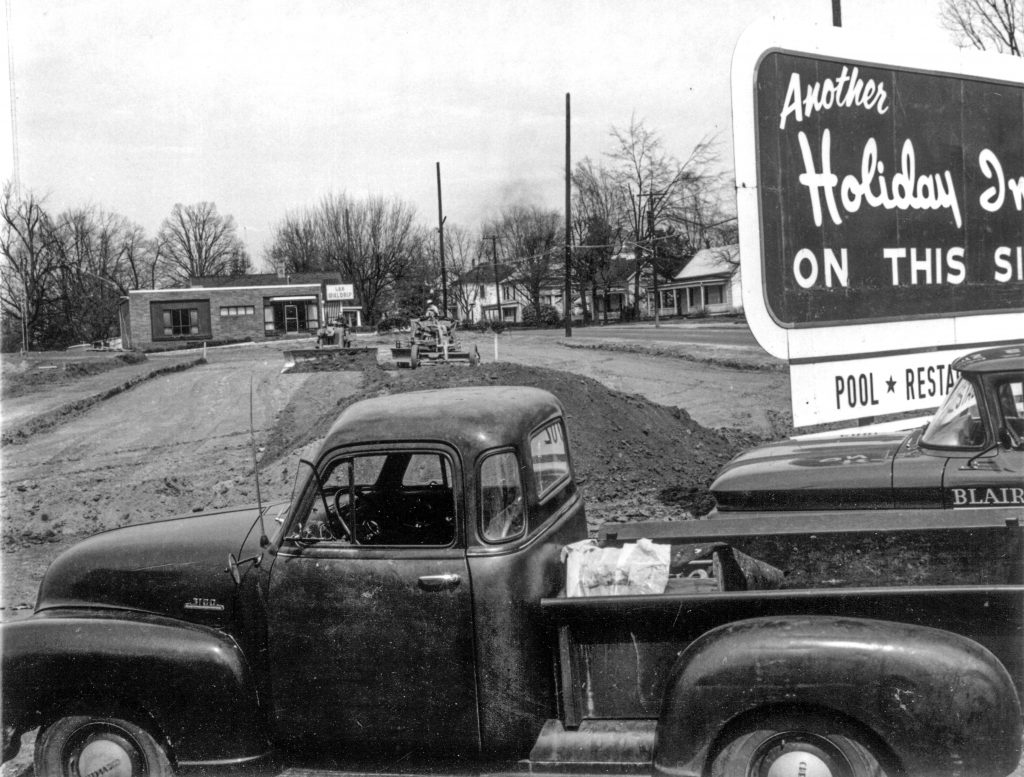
(485, 235, 500, 323)
(647, 190, 667, 328)
(564, 92, 572, 337)
(436, 162, 447, 313)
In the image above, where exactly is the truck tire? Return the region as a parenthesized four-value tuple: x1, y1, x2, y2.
(35, 714, 174, 777)
(710, 714, 887, 777)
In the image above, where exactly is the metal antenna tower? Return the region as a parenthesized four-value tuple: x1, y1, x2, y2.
(6, 0, 19, 192)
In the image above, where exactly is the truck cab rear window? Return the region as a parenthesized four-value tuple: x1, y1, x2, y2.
(479, 451, 525, 542)
(530, 421, 570, 499)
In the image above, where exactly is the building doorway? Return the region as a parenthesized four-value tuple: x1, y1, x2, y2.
(284, 304, 301, 332)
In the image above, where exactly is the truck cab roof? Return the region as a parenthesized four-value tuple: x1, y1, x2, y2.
(322, 386, 565, 459)
(953, 343, 1024, 374)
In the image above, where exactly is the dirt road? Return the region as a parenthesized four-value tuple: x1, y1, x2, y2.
(1, 332, 787, 615)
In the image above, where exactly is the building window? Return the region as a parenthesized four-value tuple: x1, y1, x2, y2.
(163, 308, 199, 336)
(661, 290, 673, 308)
(263, 299, 318, 335)
(706, 284, 724, 305)
(501, 285, 515, 301)
(219, 305, 255, 317)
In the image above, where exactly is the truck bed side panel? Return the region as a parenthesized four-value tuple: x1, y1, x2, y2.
(544, 586, 1023, 721)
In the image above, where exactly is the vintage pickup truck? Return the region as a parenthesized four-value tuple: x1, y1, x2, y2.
(711, 343, 1024, 513)
(2, 385, 1021, 777)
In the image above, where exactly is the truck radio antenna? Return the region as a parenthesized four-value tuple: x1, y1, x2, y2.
(249, 375, 269, 547)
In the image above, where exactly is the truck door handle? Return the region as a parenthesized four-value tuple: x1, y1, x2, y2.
(418, 574, 461, 591)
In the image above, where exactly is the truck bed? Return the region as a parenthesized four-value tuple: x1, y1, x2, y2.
(544, 509, 1023, 726)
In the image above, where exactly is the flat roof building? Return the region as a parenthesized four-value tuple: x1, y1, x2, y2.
(121, 273, 362, 350)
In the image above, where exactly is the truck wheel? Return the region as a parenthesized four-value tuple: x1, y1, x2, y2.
(710, 714, 887, 777)
(35, 714, 174, 777)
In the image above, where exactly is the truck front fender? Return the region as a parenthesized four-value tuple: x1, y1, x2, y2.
(1, 609, 270, 768)
(652, 615, 1021, 777)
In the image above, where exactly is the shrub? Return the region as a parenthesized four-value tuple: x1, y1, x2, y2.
(376, 316, 409, 334)
(476, 319, 506, 334)
(522, 304, 561, 328)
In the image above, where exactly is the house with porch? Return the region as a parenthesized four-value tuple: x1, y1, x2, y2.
(450, 263, 567, 324)
(659, 244, 742, 316)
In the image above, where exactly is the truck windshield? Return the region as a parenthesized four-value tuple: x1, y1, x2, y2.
(921, 378, 984, 449)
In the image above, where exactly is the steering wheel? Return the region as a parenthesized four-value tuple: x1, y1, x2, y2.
(331, 490, 383, 543)
(329, 490, 356, 540)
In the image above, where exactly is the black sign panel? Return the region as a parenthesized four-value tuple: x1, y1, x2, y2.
(756, 51, 1024, 327)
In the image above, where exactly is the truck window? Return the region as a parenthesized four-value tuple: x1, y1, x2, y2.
(996, 378, 1024, 438)
(479, 451, 524, 542)
(921, 378, 984, 448)
(293, 451, 456, 546)
(530, 420, 570, 499)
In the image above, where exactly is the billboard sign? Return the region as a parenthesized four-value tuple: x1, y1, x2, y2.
(325, 283, 355, 302)
(732, 24, 1024, 363)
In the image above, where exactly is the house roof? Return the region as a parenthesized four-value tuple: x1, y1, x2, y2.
(189, 272, 341, 288)
(673, 245, 739, 281)
(455, 263, 517, 284)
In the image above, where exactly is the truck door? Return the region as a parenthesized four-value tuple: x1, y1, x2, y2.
(265, 445, 479, 758)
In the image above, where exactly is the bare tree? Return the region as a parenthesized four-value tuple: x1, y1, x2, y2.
(157, 202, 250, 284)
(117, 223, 161, 291)
(605, 116, 719, 312)
(429, 223, 479, 320)
(571, 159, 626, 322)
(941, 0, 1022, 55)
(317, 193, 425, 324)
(267, 210, 323, 274)
(50, 208, 137, 343)
(484, 205, 562, 318)
(0, 184, 61, 349)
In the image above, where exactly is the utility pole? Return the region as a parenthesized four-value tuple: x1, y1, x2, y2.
(648, 202, 660, 328)
(647, 190, 667, 328)
(485, 235, 500, 323)
(564, 92, 572, 338)
(436, 162, 447, 313)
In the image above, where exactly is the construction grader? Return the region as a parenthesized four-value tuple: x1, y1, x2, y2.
(391, 315, 480, 368)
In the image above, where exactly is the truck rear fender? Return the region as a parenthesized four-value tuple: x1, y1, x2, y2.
(1, 611, 270, 768)
(651, 615, 1022, 777)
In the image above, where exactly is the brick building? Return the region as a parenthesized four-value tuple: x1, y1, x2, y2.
(121, 273, 362, 350)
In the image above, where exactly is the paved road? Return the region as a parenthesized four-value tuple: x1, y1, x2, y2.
(526, 320, 759, 348)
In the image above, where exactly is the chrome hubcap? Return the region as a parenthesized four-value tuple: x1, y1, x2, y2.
(67, 726, 143, 777)
(765, 749, 834, 777)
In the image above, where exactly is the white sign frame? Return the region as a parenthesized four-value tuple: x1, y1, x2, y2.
(731, 22, 1024, 362)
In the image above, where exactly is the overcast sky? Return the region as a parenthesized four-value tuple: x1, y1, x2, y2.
(4, 0, 951, 268)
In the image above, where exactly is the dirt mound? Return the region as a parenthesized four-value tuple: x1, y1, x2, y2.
(1, 352, 148, 399)
(264, 363, 761, 523)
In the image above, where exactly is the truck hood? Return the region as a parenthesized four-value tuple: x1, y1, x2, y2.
(34, 505, 279, 622)
(711, 432, 908, 511)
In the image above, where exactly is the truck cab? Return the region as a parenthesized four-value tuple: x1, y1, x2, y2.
(262, 386, 587, 759)
(711, 344, 1024, 513)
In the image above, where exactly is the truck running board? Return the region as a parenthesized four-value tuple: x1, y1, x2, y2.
(524, 719, 655, 774)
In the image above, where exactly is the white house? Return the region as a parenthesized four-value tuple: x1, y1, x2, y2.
(659, 244, 742, 316)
